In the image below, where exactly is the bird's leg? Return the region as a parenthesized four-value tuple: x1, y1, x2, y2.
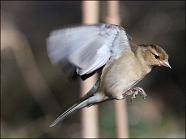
(134, 87, 147, 99)
(122, 87, 147, 101)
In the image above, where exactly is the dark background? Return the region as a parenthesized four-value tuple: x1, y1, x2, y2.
(1, 1, 185, 138)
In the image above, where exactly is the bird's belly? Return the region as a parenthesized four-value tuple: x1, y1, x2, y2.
(104, 72, 140, 96)
(101, 54, 144, 97)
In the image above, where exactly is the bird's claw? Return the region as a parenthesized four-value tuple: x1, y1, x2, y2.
(134, 87, 147, 99)
(123, 87, 147, 101)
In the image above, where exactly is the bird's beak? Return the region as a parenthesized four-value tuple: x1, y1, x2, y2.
(160, 60, 171, 69)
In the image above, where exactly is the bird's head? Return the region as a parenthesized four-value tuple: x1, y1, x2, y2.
(139, 44, 171, 68)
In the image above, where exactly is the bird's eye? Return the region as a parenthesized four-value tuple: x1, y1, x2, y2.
(154, 55, 160, 59)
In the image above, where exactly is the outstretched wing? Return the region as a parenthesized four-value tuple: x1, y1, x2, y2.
(47, 24, 130, 78)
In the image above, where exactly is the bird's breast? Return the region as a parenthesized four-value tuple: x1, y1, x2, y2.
(101, 50, 146, 96)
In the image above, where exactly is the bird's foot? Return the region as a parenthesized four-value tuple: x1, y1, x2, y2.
(133, 87, 147, 100)
(123, 87, 147, 101)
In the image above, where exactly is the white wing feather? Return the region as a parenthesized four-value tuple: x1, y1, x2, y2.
(47, 24, 130, 77)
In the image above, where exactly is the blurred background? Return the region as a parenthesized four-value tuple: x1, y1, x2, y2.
(1, 1, 185, 138)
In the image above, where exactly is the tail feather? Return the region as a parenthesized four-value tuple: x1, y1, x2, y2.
(49, 79, 102, 127)
(49, 99, 88, 127)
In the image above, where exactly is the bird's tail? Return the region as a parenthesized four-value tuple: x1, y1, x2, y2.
(49, 98, 89, 127)
(49, 79, 106, 127)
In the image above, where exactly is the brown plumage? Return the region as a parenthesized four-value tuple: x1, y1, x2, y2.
(140, 44, 168, 60)
(47, 24, 171, 127)
(99, 43, 170, 100)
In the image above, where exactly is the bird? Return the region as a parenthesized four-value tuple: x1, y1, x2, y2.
(47, 23, 171, 127)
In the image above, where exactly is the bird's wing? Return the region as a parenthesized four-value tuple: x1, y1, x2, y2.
(47, 24, 130, 77)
